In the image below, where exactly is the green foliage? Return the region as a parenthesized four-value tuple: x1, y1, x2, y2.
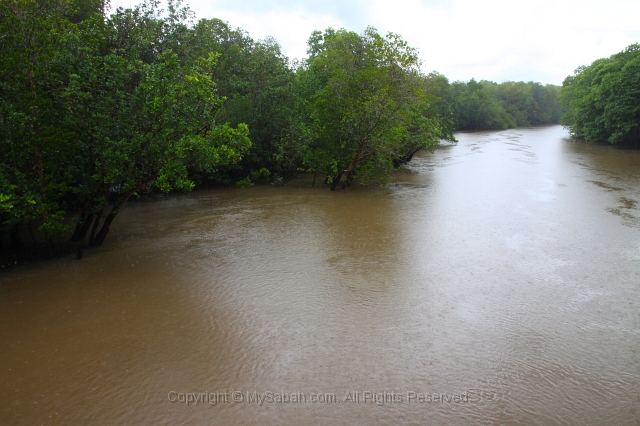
(561, 44, 640, 146)
(0, 0, 571, 256)
(67, 0, 106, 23)
(487, 81, 562, 126)
(58, 3, 251, 245)
(180, 19, 300, 182)
(1, 0, 250, 249)
(450, 79, 561, 130)
(235, 168, 270, 188)
(0, 0, 77, 239)
(0, 193, 13, 213)
(235, 177, 254, 188)
(298, 27, 455, 189)
(451, 79, 515, 130)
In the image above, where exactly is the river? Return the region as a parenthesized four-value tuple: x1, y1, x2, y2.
(1, 125, 639, 425)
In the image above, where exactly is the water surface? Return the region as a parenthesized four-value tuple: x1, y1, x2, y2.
(1, 125, 639, 425)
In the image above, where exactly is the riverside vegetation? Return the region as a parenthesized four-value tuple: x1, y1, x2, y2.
(1, 0, 636, 261)
(560, 43, 640, 148)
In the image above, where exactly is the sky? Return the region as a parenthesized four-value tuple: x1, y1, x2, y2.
(112, 0, 640, 85)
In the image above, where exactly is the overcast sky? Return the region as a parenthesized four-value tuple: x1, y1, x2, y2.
(112, 0, 640, 85)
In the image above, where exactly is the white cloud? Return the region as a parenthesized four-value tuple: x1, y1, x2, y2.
(194, 6, 344, 61)
(111, 0, 640, 85)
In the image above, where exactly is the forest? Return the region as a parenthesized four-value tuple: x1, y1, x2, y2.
(0, 0, 578, 261)
(560, 43, 640, 148)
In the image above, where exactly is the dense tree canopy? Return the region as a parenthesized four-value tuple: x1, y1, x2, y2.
(0, 0, 574, 261)
(561, 44, 640, 147)
(299, 27, 455, 190)
(450, 79, 515, 130)
(1, 0, 80, 243)
(58, 6, 251, 246)
(450, 79, 561, 131)
(1, 0, 250, 251)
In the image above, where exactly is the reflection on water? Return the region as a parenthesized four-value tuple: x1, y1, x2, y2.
(1, 125, 639, 425)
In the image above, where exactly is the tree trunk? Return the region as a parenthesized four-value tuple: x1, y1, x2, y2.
(341, 148, 361, 189)
(343, 164, 358, 189)
(90, 209, 117, 247)
(330, 170, 345, 191)
(78, 213, 94, 241)
(88, 208, 104, 247)
(90, 172, 159, 247)
(91, 194, 131, 247)
(70, 210, 87, 242)
(393, 147, 421, 168)
(342, 170, 351, 189)
(71, 211, 94, 242)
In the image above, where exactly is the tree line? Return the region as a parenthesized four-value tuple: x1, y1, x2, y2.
(451, 79, 561, 130)
(1, 0, 562, 260)
(560, 43, 640, 148)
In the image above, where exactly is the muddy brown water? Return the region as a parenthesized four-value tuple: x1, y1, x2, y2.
(1, 125, 639, 425)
